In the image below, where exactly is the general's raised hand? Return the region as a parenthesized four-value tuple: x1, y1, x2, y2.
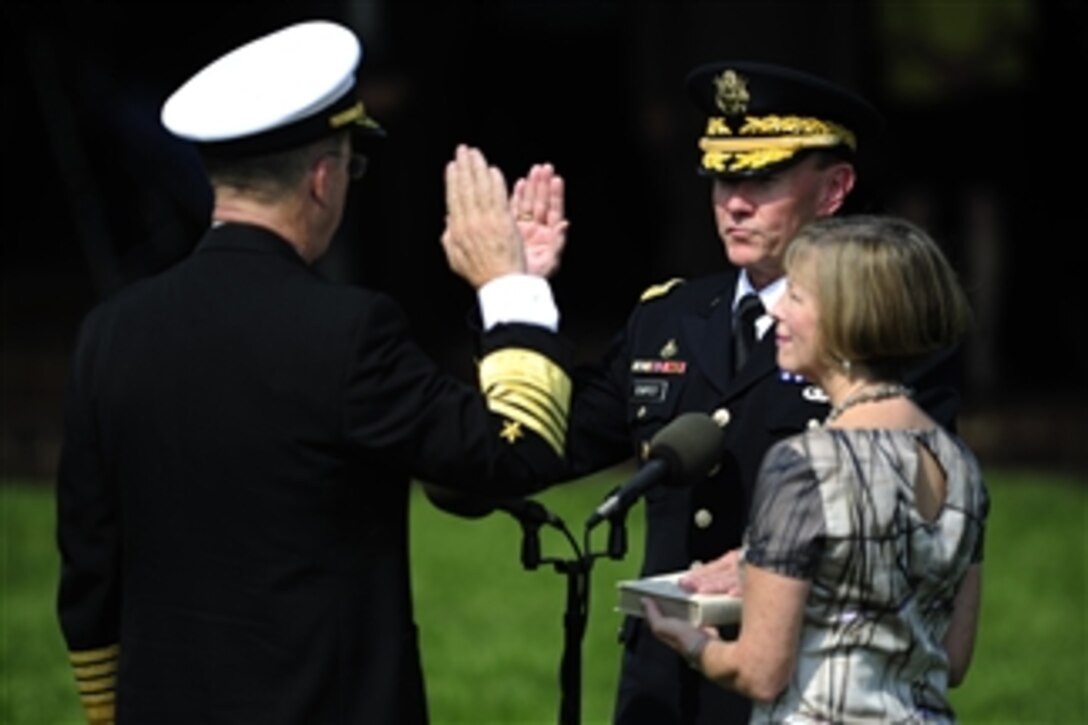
(510, 163, 568, 278)
(442, 145, 526, 289)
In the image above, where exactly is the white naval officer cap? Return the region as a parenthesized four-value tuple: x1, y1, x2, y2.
(161, 19, 384, 158)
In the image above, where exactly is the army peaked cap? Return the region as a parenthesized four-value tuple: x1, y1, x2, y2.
(685, 60, 884, 178)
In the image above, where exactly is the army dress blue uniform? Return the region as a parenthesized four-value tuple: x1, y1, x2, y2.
(545, 59, 962, 724)
(561, 269, 959, 724)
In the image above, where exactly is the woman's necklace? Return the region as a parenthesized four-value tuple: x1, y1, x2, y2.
(824, 382, 912, 425)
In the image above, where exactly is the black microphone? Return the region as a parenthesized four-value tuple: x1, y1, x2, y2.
(585, 412, 724, 530)
(422, 485, 560, 527)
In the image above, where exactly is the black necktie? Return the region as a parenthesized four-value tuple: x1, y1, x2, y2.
(732, 293, 765, 374)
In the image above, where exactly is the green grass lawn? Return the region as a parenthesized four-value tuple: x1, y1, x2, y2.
(3, 470, 1085, 724)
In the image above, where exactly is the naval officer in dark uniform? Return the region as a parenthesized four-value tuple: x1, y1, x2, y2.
(55, 20, 572, 725)
(508, 61, 960, 723)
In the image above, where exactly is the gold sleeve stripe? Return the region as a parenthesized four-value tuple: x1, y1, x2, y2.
(82, 698, 116, 725)
(485, 382, 568, 454)
(80, 691, 116, 705)
(73, 659, 117, 679)
(479, 348, 571, 456)
(487, 393, 566, 454)
(485, 374, 567, 410)
(488, 402, 562, 453)
(480, 349, 572, 413)
(77, 674, 117, 693)
(489, 376, 568, 429)
(69, 645, 118, 723)
(69, 644, 120, 665)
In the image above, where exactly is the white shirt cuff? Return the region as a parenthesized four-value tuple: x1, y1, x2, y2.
(477, 274, 559, 332)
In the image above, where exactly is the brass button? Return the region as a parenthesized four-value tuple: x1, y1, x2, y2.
(694, 508, 713, 528)
(637, 406, 647, 419)
(807, 418, 822, 430)
(711, 408, 731, 427)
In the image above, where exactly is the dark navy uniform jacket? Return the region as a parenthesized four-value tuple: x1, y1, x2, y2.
(56, 223, 572, 724)
(560, 269, 960, 724)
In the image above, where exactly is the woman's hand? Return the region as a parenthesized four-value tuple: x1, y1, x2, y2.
(678, 548, 743, 596)
(642, 597, 720, 670)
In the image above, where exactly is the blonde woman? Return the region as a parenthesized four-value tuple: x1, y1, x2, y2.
(644, 215, 987, 723)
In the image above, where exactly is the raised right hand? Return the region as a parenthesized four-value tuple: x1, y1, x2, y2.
(442, 145, 526, 289)
(510, 163, 569, 278)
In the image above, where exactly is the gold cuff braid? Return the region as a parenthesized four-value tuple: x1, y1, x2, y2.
(479, 347, 571, 456)
(70, 644, 119, 724)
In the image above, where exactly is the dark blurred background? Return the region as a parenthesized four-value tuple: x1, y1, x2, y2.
(3, 0, 1085, 480)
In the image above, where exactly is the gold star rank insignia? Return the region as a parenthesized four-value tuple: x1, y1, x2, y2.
(500, 420, 524, 444)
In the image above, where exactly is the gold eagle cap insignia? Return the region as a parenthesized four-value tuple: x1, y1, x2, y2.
(714, 70, 750, 116)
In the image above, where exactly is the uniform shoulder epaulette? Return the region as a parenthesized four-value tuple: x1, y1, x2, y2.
(639, 278, 685, 303)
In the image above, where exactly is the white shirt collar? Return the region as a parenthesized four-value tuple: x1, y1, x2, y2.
(734, 271, 784, 340)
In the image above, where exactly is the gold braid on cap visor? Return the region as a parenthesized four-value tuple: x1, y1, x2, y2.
(329, 100, 383, 131)
(699, 115, 856, 173)
(478, 348, 571, 456)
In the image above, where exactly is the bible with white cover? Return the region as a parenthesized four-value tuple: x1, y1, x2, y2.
(617, 570, 741, 627)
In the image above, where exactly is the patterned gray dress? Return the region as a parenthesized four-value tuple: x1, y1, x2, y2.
(742, 427, 989, 724)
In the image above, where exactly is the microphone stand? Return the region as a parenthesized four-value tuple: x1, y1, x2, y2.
(501, 487, 630, 725)
(553, 544, 588, 725)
